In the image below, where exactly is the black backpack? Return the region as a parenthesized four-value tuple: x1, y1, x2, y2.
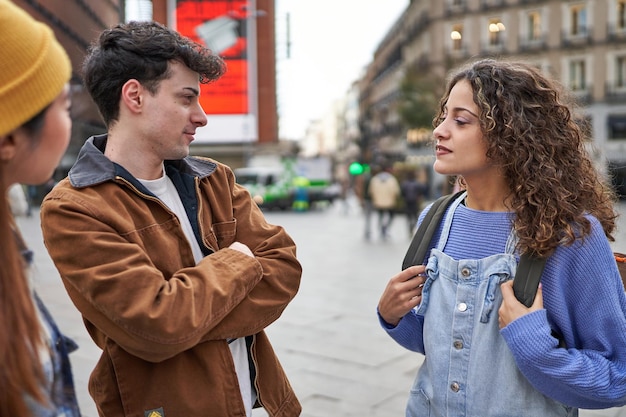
(403, 192, 626, 306)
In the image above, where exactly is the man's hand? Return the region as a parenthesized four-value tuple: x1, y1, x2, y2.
(378, 265, 427, 327)
(498, 280, 543, 329)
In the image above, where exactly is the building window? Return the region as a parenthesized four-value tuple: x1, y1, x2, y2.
(619, 0, 626, 30)
(570, 4, 587, 36)
(608, 115, 626, 140)
(488, 18, 505, 46)
(527, 11, 541, 41)
(569, 59, 586, 90)
(617, 56, 626, 88)
(451, 24, 463, 51)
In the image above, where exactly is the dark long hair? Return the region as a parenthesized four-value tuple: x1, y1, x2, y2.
(0, 107, 49, 416)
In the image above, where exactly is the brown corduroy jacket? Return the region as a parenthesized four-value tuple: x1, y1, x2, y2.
(40, 135, 302, 417)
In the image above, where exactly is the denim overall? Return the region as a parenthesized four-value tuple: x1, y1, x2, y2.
(407, 194, 575, 417)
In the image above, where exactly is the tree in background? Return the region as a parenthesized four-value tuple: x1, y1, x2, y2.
(397, 68, 443, 132)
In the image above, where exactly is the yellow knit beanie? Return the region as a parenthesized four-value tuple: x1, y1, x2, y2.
(0, 0, 71, 136)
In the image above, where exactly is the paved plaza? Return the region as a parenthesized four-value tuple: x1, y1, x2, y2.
(17, 195, 626, 417)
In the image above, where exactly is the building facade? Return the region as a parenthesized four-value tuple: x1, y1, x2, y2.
(358, 0, 626, 193)
(14, 0, 124, 178)
(18, 0, 279, 175)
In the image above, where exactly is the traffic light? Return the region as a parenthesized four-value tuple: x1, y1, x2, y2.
(349, 162, 365, 176)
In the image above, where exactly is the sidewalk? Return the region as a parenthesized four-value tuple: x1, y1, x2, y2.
(17, 199, 626, 416)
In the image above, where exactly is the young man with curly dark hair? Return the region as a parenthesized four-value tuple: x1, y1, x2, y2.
(41, 21, 302, 417)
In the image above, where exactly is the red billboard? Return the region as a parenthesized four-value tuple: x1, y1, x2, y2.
(175, 0, 249, 115)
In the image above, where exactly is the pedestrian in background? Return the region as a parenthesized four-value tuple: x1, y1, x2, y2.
(357, 165, 376, 239)
(368, 163, 401, 239)
(40, 21, 302, 417)
(0, 1, 81, 415)
(400, 169, 428, 237)
(378, 59, 626, 416)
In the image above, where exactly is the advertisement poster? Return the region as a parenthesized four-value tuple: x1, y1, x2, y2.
(174, 0, 256, 142)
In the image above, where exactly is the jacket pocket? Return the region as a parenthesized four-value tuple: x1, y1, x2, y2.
(211, 218, 237, 249)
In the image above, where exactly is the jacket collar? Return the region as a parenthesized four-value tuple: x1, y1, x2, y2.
(68, 134, 217, 188)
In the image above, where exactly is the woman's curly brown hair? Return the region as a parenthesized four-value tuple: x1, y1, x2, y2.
(435, 58, 618, 258)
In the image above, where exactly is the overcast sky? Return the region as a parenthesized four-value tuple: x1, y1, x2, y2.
(275, 0, 408, 140)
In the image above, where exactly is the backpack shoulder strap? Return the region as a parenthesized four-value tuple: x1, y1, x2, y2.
(402, 191, 464, 270)
(513, 253, 547, 307)
(402, 190, 546, 307)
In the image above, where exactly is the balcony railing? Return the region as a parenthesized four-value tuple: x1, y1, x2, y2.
(480, 41, 507, 55)
(605, 82, 626, 103)
(445, 47, 470, 63)
(445, 2, 468, 17)
(519, 35, 547, 52)
(608, 25, 626, 43)
(561, 27, 592, 48)
(481, 0, 506, 9)
(570, 87, 593, 105)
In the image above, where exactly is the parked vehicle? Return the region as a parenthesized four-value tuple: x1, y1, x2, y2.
(294, 156, 341, 205)
(234, 156, 341, 210)
(234, 166, 294, 210)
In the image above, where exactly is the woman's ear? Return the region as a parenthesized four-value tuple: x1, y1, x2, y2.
(0, 132, 18, 162)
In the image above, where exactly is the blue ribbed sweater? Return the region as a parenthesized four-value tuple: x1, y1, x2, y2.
(382, 203, 626, 409)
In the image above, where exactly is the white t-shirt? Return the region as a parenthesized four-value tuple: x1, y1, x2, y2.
(139, 172, 254, 416)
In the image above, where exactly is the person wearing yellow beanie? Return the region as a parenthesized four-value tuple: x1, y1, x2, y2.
(0, 1, 80, 416)
(0, 0, 72, 136)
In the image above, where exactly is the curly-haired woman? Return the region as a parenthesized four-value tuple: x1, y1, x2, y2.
(378, 58, 626, 416)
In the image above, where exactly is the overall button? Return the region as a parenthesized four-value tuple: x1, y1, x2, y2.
(461, 267, 471, 277)
(457, 302, 467, 312)
(450, 382, 460, 392)
(453, 340, 463, 349)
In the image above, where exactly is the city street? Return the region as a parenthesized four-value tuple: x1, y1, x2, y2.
(17, 194, 626, 417)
